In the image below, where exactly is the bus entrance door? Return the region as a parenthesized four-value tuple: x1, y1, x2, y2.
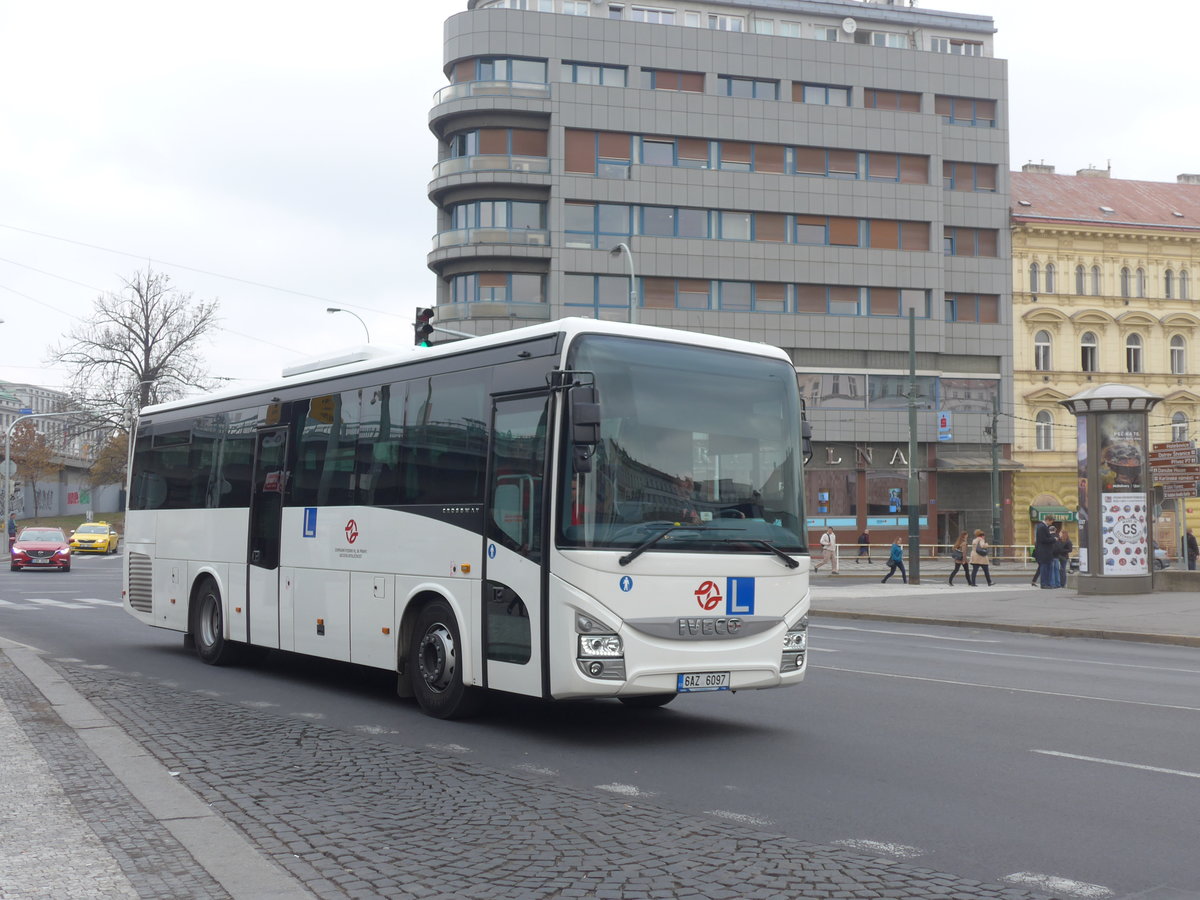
(247, 426, 288, 648)
(483, 394, 549, 698)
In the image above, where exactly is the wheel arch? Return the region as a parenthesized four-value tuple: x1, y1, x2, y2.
(396, 587, 475, 697)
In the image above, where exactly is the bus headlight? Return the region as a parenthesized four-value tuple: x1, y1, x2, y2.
(576, 615, 625, 679)
(579, 634, 623, 657)
(781, 616, 808, 670)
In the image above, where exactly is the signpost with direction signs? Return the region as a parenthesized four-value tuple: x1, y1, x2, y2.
(1150, 442, 1198, 556)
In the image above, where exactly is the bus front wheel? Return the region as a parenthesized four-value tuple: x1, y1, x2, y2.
(190, 577, 239, 666)
(409, 599, 483, 719)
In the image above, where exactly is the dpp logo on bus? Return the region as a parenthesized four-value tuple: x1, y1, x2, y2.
(693, 577, 755, 615)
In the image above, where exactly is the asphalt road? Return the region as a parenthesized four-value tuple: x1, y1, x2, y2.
(2, 559, 1198, 898)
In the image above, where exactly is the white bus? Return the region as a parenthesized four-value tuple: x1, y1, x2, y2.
(123, 318, 811, 718)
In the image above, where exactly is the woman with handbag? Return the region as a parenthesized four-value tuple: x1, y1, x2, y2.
(969, 529, 993, 586)
(948, 531, 969, 585)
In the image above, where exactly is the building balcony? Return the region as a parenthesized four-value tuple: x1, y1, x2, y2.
(432, 154, 550, 179)
(436, 301, 552, 323)
(431, 227, 549, 252)
(433, 80, 551, 105)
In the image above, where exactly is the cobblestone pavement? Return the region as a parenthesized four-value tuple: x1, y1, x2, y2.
(0, 655, 230, 900)
(51, 662, 1053, 900)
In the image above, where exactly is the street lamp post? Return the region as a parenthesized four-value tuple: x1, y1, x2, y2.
(326, 307, 371, 343)
(609, 243, 638, 324)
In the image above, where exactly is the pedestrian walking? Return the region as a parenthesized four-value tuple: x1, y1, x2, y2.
(856, 529, 872, 564)
(881, 538, 907, 583)
(813, 525, 839, 574)
(1032, 513, 1056, 588)
(948, 531, 970, 585)
(969, 529, 993, 586)
(7, 512, 15, 551)
(1188, 528, 1198, 571)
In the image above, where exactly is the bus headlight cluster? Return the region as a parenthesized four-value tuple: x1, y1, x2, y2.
(576, 613, 625, 680)
(781, 616, 808, 671)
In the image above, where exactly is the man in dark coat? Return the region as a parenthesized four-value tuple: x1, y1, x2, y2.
(1032, 514, 1057, 589)
(1188, 528, 1198, 571)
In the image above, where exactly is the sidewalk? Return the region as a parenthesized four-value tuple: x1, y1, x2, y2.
(810, 562, 1200, 647)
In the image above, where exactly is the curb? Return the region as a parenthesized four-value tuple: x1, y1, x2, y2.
(0, 636, 313, 900)
(810, 609, 1200, 648)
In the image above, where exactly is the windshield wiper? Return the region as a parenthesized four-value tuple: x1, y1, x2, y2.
(618, 525, 695, 567)
(740, 539, 801, 569)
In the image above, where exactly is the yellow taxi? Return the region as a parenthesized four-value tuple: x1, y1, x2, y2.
(69, 521, 120, 554)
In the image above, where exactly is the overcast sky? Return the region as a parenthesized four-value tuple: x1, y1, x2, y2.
(2, 0, 1196, 396)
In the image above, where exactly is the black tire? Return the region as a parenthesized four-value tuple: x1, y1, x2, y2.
(189, 577, 239, 666)
(409, 599, 483, 719)
(619, 693, 677, 709)
(62, 564, 71, 573)
(10, 564, 18, 572)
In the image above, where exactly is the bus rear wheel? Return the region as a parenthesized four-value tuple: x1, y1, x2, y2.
(409, 599, 483, 719)
(619, 694, 677, 709)
(190, 577, 239, 666)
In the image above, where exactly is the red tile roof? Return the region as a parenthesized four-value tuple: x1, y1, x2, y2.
(1010, 171, 1200, 233)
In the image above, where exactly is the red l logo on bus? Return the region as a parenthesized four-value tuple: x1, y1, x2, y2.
(345, 519, 359, 544)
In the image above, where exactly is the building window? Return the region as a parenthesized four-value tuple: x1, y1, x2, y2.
(561, 1, 589, 14)
(1029, 263, 1039, 293)
(608, 4, 624, 18)
(1173, 412, 1189, 442)
(1171, 335, 1187, 374)
(865, 88, 921, 112)
(812, 25, 838, 41)
(1136, 267, 1147, 298)
(1075, 265, 1086, 295)
(1120, 267, 1131, 298)
(1034, 330, 1052, 371)
(1035, 411, 1054, 451)
(932, 37, 983, 55)
(717, 75, 777, 99)
(1182, 270, 1191, 299)
(1126, 334, 1143, 373)
(945, 227, 998, 258)
(934, 95, 996, 127)
(1080, 332, 1098, 372)
(475, 57, 548, 84)
(943, 161, 997, 191)
(754, 18, 773, 34)
(1166, 269, 1175, 299)
(1091, 266, 1101, 295)
(868, 153, 928, 183)
(566, 62, 626, 86)
(629, 5, 674, 23)
(944, 294, 1000, 324)
(642, 69, 704, 92)
(450, 272, 545, 305)
(798, 83, 851, 106)
(448, 199, 544, 231)
(564, 273, 637, 315)
(1045, 263, 1056, 294)
(690, 12, 742, 30)
(856, 30, 908, 48)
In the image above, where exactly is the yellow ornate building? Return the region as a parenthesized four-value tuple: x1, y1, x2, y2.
(1011, 165, 1200, 550)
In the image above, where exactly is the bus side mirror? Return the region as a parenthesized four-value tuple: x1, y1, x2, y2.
(569, 386, 600, 473)
(802, 419, 813, 465)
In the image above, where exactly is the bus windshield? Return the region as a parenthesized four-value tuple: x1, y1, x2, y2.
(559, 335, 806, 554)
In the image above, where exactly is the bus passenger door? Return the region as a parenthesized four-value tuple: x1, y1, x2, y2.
(247, 427, 288, 648)
(484, 393, 550, 698)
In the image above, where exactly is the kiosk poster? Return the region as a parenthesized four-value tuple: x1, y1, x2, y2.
(1077, 420, 1089, 573)
(1097, 412, 1144, 491)
(1099, 492, 1148, 575)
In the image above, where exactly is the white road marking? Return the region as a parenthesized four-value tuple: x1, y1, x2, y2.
(240, 701, 278, 709)
(905, 644, 1200, 676)
(295, 712, 325, 720)
(814, 624, 1000, 643)
(1004, 872, 1113, 897)
(1032, 749, 1200, 780)
(425, 743, 471, 753)
(356, 724, 398, 735)
(832, 838, 923, 860)
(705, 809, 774, 826)
(514, 763, 557, 776)
(26, 598, 93, 609)
(595, 782, 654, 797)
(0, 598, 18, 606)
(816, 665, 1200, 713)
(809, 647, 839, 653)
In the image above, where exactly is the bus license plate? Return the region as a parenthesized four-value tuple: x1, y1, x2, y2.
(677, 671, 730, 693)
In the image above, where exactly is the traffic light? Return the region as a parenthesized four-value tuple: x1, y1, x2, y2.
(414, 307, 434, 346)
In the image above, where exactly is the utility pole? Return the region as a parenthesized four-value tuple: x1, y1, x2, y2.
(907, 310, 921, 584)
(990, 391, 1001, 549)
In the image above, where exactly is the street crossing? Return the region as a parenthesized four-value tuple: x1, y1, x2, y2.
(0, 597, 121, 609)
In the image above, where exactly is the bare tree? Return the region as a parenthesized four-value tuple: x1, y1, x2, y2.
(50, 267, 220, 418)
(88, 432, 129, 488)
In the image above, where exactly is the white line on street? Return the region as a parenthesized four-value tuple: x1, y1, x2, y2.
(909, 644, 1200, 676)
(815, 665, 1200, 713)
(27, 598, 93, 609)
(426, 743, 470, 753)
(814, 624, 1000, 643)
(1032, 749, 1200, 781)
(596, 782, 655, 798)
(514, 763, 557, 776)
(705, 809, 773, 826)
(1004, 871, 1113, 897)
(832, 838, 923, 859)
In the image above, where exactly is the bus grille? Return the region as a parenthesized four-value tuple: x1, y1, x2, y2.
(127, 552, 153, 613)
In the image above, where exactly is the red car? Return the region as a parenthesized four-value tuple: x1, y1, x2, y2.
(10, 527, 72, 572)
